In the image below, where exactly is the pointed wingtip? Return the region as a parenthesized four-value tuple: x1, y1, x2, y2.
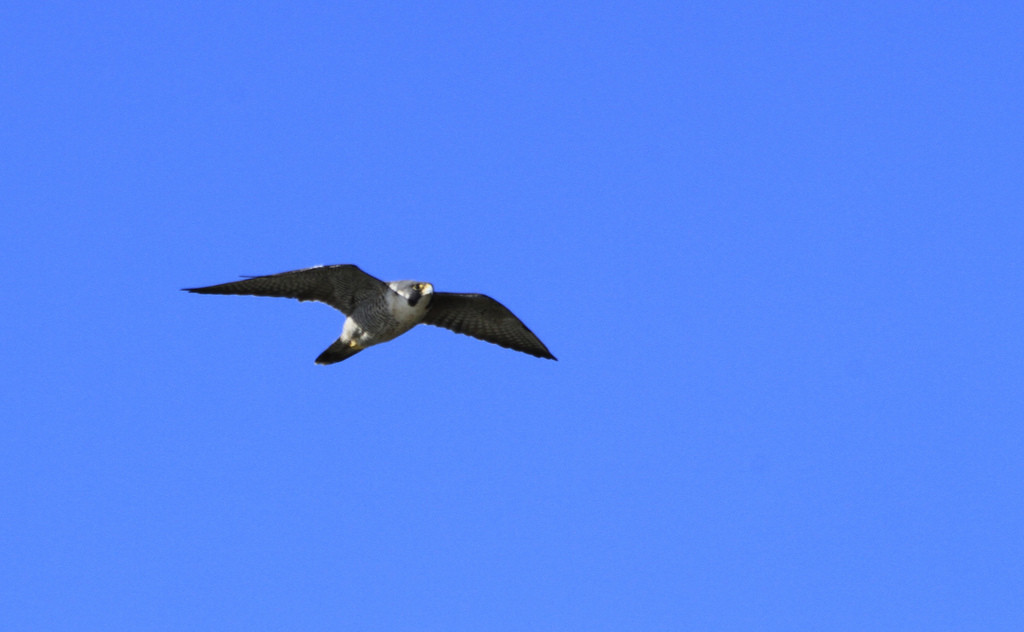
(534, 345, 557, 361)
(524, 347, 556, 360)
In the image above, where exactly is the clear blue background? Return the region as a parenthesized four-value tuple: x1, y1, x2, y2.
(3, 2, 1022, 630)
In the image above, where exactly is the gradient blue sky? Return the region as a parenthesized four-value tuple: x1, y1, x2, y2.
(3, 2, 1022, 630)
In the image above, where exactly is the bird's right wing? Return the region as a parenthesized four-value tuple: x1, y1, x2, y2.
(183, 264, 387, 315)
(423, 292, 556, 360)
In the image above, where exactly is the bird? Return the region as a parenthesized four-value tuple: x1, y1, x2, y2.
(183, 264, 556, 365)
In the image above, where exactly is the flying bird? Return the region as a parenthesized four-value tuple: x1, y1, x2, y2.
(184, 264, 556, 364)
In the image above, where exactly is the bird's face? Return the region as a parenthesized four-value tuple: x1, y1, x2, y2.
(390, 280, 434, 308)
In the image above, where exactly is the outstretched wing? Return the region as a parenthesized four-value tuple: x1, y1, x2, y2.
(183, 264, 387, 315)
(423, 293, 556, 360)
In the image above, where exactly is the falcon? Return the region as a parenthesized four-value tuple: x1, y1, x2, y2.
(184, 264, 556, 364)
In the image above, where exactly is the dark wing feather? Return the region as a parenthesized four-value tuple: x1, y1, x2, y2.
(183, 264, 386, 315)
(423, 293, 556, 360)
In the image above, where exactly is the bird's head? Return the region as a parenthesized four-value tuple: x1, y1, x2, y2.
(389, 280, 434, 308)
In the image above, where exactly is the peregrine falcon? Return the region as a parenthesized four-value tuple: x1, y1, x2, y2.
(184, 264, 556, 364)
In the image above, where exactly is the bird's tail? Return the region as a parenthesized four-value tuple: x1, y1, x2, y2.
(315, 338, 363, 365)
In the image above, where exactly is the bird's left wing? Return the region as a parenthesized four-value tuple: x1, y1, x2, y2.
(183, 264, 387, 315)
(423, 292, 556, 360)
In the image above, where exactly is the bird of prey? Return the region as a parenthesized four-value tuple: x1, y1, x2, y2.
(184, 264, 556, 365)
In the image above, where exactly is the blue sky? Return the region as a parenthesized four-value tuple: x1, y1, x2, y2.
(2, 2, 1022, 630)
